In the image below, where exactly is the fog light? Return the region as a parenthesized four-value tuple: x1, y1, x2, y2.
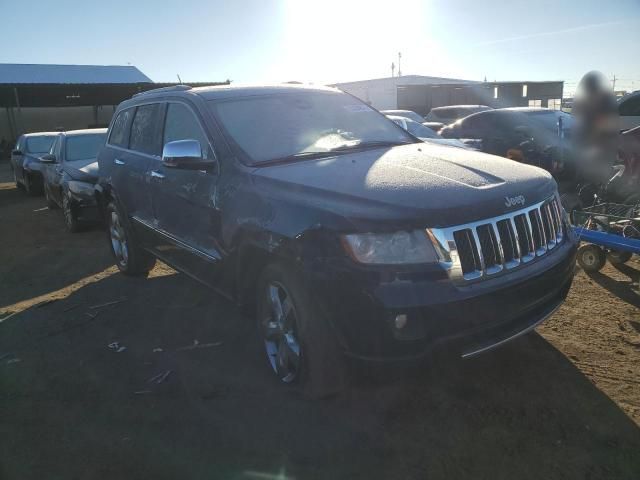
(394, 314, 408, 329)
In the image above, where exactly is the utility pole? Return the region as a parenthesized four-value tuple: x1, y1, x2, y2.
(612, 74, 616, 91)
(398, 52, 402, 77)
(391, 62, 395, 78)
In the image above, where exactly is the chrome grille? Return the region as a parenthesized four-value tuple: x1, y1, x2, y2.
(428, 196, 565, 282)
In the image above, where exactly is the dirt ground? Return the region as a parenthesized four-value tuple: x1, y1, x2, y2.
(0, 160, 639, 480)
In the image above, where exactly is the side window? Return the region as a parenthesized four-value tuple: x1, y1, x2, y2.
(129, 104, 162, 156)
(109, 109, 133, 148)
(163, 103, 214, 160)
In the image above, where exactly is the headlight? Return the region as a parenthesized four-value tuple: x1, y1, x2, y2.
(67, 180, 95, 196)
(342, 230, 439, 265)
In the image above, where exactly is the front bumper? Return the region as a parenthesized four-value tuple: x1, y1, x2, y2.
(309, 237, 577, 362)
(68, 186, 100, 223)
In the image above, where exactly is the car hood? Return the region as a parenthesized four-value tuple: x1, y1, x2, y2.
(250, 143, 556, 228)
(63, 158, 99, 182)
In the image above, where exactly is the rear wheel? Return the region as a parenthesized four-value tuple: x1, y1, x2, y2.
(24, 173, 42, 196)
(257, 263, 348, 398)
(106, 201, 155, 275)
(577, 244, 606, 272)
(607, 250, 633, 265)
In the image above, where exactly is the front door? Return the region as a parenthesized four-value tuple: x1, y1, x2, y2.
(147, 101, 222, 286)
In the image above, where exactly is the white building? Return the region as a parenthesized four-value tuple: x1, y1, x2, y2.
(333, 75, 479, 110)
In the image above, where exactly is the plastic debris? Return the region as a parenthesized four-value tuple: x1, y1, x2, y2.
(6, 358, 21, 365)
(89, 298, 127, 310)
(152, 348, 163, 353)
(108, 342, 127, 353)
(176, 339, 222, 352)
(147, 370, 172, 384)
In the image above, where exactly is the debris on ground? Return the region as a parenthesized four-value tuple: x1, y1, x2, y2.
(89, 298, 127, 310)
(176, 339, 223, 352)
(147, 370, 172, 384)
(6, 358, 21, 365)
(152, 347, 163, 353)
(108, 342, 127, 353)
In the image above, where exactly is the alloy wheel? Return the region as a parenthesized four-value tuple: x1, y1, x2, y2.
(109, 210, 129, 268)
(260, 282, 301, 383)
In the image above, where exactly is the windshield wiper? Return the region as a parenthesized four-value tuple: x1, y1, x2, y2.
(330, 140, 415, 152)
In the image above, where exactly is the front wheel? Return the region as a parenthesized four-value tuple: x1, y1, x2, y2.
(577, 244, 606, 272)
(105, 201, 155, 275)
(62, 195, 81, 233)
(257, 263, 348, 398)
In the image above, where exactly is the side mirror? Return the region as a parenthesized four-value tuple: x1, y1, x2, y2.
(162, 140, 215, 170)
(39, 153, 57, 163)
(12, 149, 22, 156)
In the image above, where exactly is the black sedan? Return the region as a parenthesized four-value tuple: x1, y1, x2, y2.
(40, 128, 107, 232)
(440, 108, 574, 172)
(10, 132, 58, 195)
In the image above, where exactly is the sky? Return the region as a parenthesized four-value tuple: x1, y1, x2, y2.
(2, 0, 639, 95)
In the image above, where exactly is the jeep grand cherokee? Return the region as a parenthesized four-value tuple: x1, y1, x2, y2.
(96, 84, 578, 396)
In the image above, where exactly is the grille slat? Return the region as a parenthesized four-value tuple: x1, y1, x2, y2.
(443, 197, 565, 282)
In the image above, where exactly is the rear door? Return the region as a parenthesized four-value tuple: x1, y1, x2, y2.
(147, 101, 222, 285)
(107, 104, 163, 231)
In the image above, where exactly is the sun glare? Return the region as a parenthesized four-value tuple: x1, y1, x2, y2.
(277, 0, 436, 84)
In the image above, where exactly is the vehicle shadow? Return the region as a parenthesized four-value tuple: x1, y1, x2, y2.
(1, 271, 639, 480)
(586, 262, 640, 309)
(0, 175, 113, 310)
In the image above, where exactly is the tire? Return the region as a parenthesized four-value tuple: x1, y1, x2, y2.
(62, 194, 81, 233)
(45, 186, 58, 209)
(607, 250, 633, 265)
(559, 193, 582, 225)
(256, 262, 348, 398)
(577, 244, 606, 272)
(24, 173, 42, 196)
(105, 200, 155, 276)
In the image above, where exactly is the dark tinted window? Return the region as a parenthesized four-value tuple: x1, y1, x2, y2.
(619, 96, 640, 116)
(163, 103, 213, 159)
(65, 133, 107, 162)
(129, 104, 162, 155)
(109, 109, 133, 148)
(25, 136, 55, 154)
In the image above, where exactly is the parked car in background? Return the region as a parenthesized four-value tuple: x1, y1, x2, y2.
(97, 84, 577, 396)
(40, 128, 107, 232)
(10, 132, 58, 195)
(440, 108, 573, 173)
(422, 121, 446, 133)
(386, 115, 467, 148)
(380, 109, 425, 123)
(618, 90, 640, 131)
(424, 105, 493, 126)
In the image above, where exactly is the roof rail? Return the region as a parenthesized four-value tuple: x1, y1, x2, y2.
(133, 84, 193, 97)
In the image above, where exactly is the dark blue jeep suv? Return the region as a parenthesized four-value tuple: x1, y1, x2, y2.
(96, 84, 578, 396)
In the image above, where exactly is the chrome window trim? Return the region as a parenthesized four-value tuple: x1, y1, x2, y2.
(428, 195, 565, 284)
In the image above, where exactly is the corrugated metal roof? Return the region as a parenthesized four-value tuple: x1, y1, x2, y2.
(0, 63, 152, 84)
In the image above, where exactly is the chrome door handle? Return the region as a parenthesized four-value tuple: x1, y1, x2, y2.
(150, 170, 165, 179)
(114, 159, 125, 165)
